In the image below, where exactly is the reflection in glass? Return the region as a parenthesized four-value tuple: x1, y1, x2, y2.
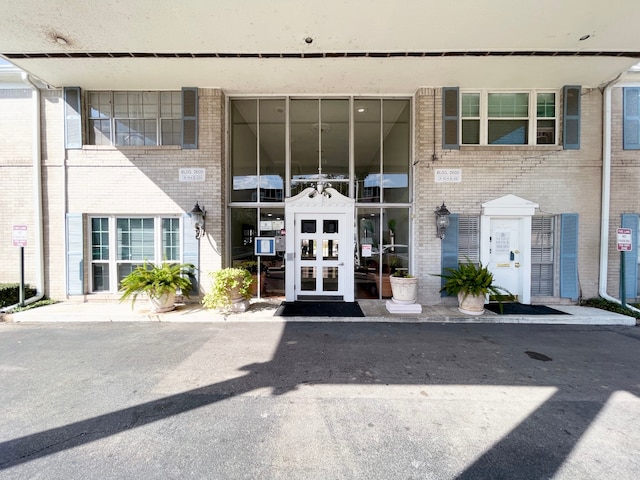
(259, 99, 285, 202)
(383, 100, 410, 203)
(322, 240, 338, 259)
(355, 99, 381, 202)
(323, 267, 339, 291)
(231, 100, 257, 202)
(301, 239, 315, 259)
(301, 267, 316, 291)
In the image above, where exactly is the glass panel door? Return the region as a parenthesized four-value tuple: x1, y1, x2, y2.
(295, 213, 345, 299)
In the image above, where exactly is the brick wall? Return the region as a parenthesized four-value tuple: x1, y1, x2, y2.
(0, 89, 38, 291)
(414, 88, 604, 304)
(3, 88, 225, 300)
(608, 87, 640, 299)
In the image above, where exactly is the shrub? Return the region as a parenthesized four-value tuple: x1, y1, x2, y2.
(0, 284, 37, 308)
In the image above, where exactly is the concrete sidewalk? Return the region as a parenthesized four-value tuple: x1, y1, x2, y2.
(2, 298, 636, 325)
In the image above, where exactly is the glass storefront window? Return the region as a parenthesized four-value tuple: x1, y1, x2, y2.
(354, 207, 410, 299)
(229, 97, 412, 300)
(382, 100, 410, 203)
(231, 100, 257, 202)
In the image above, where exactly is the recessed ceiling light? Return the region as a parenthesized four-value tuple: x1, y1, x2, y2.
(356, 107, 367, 113)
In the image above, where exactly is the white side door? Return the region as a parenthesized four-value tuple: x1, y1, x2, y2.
(488, 218, 523, 300)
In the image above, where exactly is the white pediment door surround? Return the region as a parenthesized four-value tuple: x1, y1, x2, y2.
(480, 195, 539, 305)
(285, 187, 355, 302)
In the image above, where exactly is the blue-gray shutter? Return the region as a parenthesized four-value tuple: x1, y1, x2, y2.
(66, 213, 84, 295)
(621, 213, 638, 298)
(441, 214, 459, 296)
(64, 87, 82, 149)
(563, 85, 581, 150)
(182, 213, 200, 295)
(442, 87, 460, 149)
(560, 213, 579, 299)
(182, 87, 198, 149)
(623, 87, 640, 150)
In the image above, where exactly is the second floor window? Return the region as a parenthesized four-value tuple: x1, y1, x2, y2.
(461, 91, 557, 146)
(88, 91, 182, 146)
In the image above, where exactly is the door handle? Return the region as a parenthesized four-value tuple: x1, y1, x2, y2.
(338, 262, 344, 266)
(515, 262, 520, 268)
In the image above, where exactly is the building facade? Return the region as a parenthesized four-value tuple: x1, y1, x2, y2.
(1, 2, 640, 308)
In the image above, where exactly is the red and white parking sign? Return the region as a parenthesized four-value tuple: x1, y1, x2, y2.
(617, 228, 632, 252)
(12, 225, 28, 247)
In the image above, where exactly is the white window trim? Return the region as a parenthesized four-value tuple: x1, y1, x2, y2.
(460, 89, 558, 146)
(88, 91, 182, 147)
(89, 216, 183, 293)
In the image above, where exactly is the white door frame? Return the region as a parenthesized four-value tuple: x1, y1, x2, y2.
(481, 194, 539, 305)
(285, 186, 355, 302)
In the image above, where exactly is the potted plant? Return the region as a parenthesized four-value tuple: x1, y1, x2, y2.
(119, 261, 194, 313)
(389, 269, 418, 304)
(202, 267, 253, 311)
(435, 258, 511, 315)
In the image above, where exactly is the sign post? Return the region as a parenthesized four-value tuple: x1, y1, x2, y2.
(617, 228, 633, 308)
(12, 225, 28, 307)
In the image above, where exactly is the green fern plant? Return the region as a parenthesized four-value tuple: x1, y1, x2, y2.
(202, 267, 253, 310)
(119, 261, 194, 306)
(434, 257, 512, 301)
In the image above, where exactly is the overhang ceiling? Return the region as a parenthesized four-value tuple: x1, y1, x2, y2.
(1, 0, 639, 93)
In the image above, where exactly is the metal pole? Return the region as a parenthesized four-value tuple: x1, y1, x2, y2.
(19, 246, 25, 307)
(620, 251, 626, 309)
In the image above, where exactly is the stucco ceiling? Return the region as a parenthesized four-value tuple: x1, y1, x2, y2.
(1, 0, 639, 93)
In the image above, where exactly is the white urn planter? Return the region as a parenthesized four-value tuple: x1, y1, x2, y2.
(389, 275, 418, 304)
(457, 292, 486, 316)
(148, 291, 176, 313)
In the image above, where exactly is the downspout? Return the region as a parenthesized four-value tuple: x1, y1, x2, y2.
(599, 73, 640, 313)
(14, 73, 45, 307)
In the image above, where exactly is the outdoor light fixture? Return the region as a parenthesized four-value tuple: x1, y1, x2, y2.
(189, 201, 206, 239)
(435, 202, 451, 239)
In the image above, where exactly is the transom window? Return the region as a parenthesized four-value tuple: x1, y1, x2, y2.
(461, 91, 557, 146)
(90, 216, 182, 292)
(88, 91, 182, 146)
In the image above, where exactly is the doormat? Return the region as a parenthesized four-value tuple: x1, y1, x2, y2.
(275, 301, 365, 317)
(485, 303, 570, 315)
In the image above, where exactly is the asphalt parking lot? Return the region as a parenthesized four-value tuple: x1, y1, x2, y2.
(1, 320, 639, 479)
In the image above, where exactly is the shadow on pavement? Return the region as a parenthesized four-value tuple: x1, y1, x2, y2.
(1, 322, 639, 477)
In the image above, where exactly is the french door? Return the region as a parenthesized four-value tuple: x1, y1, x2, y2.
(295, 213, 346, 300)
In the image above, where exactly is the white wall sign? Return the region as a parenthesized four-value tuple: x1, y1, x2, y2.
(435, 168, 462, 183)
(179, 168, 206, 182)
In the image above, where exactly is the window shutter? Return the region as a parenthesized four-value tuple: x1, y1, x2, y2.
(66, 213, 84, 295)
(621, 214, 639, 298)
(441, 214, 459, 296)
(64, 87, 82, 149)
(442, 87, 459, 149)
(560, 213, 579, 299)
(623, 88, 640, 150)
(182, 87, 198, 149)
(563, 85, 581, 150)
(182, 213, 200, 295)
(458, 216, 480, 264)
(531, 216, 555, 296)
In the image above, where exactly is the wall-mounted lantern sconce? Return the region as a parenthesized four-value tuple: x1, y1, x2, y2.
(189, 201, 206, 239)
(435, 202, 451, 239)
